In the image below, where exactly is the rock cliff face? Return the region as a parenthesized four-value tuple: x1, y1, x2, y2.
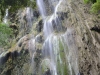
(0, 0, 100, 75)
(59, 0, 100, 75)
(58, 0, 100, 75)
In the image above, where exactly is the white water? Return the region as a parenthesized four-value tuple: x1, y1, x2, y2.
(3, 9, 8, 24)
(19, 7, 33, 35)
(36, 0, 79, 75)
(0, 0, 79, 74)
(37, 0, 46, 19)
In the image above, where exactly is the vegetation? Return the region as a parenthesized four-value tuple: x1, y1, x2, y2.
(0, 0, 36, 46)
(0, 0, 36, 17)
(84, 0, 100, 13)
(0, 22, 13, 46)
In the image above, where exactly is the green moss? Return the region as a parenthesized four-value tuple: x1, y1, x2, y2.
(56, 39, 69, 75)
(57, 60, 69, 75)
(41, 59, 51, 74)
(59, 39, 64, 51)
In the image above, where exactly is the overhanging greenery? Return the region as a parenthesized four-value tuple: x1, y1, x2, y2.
(0, 0, 36, 17)
(0, 0, 36, 46)
(84, 0, 100, 13)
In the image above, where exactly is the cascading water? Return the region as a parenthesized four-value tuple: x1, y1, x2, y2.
(3, 9, 8, 24)
(29, 0, 80, 75)
(19, 7, 34, 35)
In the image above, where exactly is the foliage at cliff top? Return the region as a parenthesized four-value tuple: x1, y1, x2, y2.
(84, 0, 100, 13)
(0, 0, 36, 16)
(0, 22, 13, 46)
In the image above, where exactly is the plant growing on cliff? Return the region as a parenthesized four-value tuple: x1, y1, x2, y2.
(0, 0, 36, 19)
(84, 0, 100, 13)
(84, 0, 96, 3)
(0, 22, 13, 46)
(91, 0, 100, 13)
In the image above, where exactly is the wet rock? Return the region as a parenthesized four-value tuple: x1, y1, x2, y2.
(37, 20, 43, 32)
(10, 23, 18, 30)
(43, 0, 54, 16)
(43, 69, 51, 75)
(0, 47, 30, 75)
(90, 25, 100, 33)
(57, 12, 68, 20)
(0, 52, 11, 65)
(79, 72, 84, 75)
(33, 10, 40, 18)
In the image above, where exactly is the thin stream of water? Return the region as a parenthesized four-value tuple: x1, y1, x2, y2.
(3, 9, 8, 24)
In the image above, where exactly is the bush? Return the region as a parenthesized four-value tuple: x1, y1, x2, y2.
(0, 23, 13, 46)
(91, 1, 100, 13)
(84, 0, 100, 13)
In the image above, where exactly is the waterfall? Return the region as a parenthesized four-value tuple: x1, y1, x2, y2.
(3, 9, 8, 24)
(19, 7, 34, 35)
(28, 0, 80, 75)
